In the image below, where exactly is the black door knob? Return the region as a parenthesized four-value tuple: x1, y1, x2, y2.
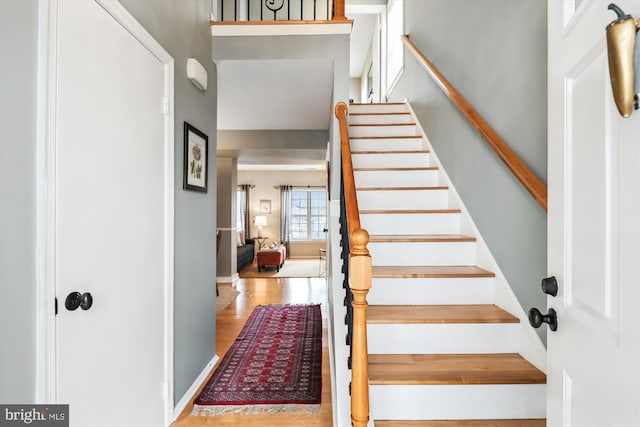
(80, 292, 93, 310)
(541, 276, 558, 296)
(65, 292, 82, 311)
(528, 307, 558, 331)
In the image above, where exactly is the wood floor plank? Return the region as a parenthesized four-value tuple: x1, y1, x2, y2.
(375, 419, 546, 427)
(368, 354, 546, 385)
(371, 266, 494, 278)
(367, 304, 519, 324)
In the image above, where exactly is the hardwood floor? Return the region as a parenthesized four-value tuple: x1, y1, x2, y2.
(172, 277, 333, 427)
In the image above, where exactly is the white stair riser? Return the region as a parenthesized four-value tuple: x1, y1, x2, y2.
(361, 213, 460, 235)
(368, 241, 475, 266)
(367, 323, 519, 354)
(350, 138, 424, 152)
(349, 104, 408, 114)
(368, 277, 493, 305)
(352, 152, 430, 168)
(370, 384, 546, 420)
(349, 125, 418, 138)
(357, 190, 449, 210)
(349, 113, 413, 125)
(354, 170, 440, 187)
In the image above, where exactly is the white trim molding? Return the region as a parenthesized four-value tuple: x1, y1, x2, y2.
(173, 354, 220, 421)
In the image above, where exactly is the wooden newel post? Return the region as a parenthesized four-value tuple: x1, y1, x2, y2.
(350, 228, 371, 427)
(333, 0, 347, 20)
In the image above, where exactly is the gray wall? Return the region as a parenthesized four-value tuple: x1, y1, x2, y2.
(120, 0, 218, 403)
(0, 0, 39, 403)
(216, 157, 238, 277)
(212, 34, 350, 199)
(389, 0, 547, 340)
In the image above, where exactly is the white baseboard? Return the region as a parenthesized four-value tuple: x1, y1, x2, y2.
(216, 274, 238, 283)
(173, 354, 220, 421)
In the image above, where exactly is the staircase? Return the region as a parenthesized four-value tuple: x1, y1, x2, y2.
(347, 102, 546, 426)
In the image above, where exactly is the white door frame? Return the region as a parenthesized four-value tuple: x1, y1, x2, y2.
(35, 0, 175, 424)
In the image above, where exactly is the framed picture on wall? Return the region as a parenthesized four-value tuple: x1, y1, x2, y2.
(260, 199, 271, 214)
(183, 122, 208, 192)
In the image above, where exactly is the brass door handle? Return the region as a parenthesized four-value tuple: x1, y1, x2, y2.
(606, 3, 640, 118)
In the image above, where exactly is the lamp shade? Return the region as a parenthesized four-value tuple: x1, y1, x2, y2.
(254, 216, 267, 227)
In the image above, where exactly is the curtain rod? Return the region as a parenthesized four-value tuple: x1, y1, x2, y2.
(273, 185, 326, 189)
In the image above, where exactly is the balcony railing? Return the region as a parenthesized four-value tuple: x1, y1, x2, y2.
(218, 0, 346, 22)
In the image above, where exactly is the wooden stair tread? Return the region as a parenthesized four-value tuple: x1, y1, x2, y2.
(350, 102, 406, 105)
(369, 234, 476, 243)
(368, 353, 546, 385)
(375, 419, 546, 427)
(362, 209, 461, 214)
(354, 167, 438, 171)
(351, 150, 429, 154)
(350, 135, 422, 140)
(371, 265, 494, 278)
(357, 186, 448, 191)
(350, 123, 416, 126)
(350, 112, 410, 116)
(367, 304, 518, 324)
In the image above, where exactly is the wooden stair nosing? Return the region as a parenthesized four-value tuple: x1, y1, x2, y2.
(374, 419, 546, 427)
(368, 353, 546, 385)
(357, 186, 448, 191)
(350, 102, 406, 106)
(368, 234, 475, 243)
(350, 135, 423, 140)
(351, 150, 430, 154)
(349, 112, 410, 116)
(353, 167, 438, 171)
(361, 209, 461, 214)
(349, 123, 417, 127)
(366, 304, 519, 325)
(371, 265, 494, 278)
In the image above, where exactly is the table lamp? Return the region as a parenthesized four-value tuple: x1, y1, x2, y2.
(254, 215, 267, 238)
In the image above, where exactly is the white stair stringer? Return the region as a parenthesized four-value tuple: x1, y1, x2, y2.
(345, 102, 547, 424)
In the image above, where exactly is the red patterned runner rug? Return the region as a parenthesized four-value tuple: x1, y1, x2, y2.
(192, 304, 322, 415)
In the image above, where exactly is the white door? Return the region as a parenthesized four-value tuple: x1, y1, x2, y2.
(548, 1, 640, 426)
(53, 1, 173, 425)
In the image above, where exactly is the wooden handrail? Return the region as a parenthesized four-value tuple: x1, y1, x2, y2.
(335, 101, 371, 427)
(401, 35, 548, 212)
(336, 102, 360, 237)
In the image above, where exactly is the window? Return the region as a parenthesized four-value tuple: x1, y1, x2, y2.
(386, 0, 404, 93)
(289, 189, 327, 241)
